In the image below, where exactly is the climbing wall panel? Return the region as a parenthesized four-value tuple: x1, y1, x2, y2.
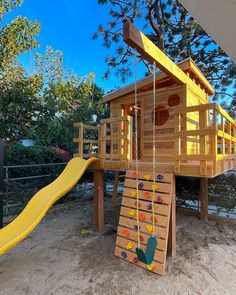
(115, 170, 174, 276)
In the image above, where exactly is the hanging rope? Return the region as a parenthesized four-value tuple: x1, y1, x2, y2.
(133, 52, 141, 249)
(152, 62, 156, 237)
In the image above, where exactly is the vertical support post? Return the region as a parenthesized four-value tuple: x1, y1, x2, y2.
(0, 139, 4, 229)
(111, 171, 119, 208)
(79, 123, 84, 158)
(199, 110, 207, 175)
(168, 177, 176, 257)
(93, 169, 104, 231)
(200, 177, 208, 223)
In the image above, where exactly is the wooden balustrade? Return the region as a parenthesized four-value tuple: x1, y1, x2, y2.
(174, 103, 236, 176)
(73, 123, 99, 158)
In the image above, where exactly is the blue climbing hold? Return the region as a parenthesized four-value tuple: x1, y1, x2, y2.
(134, 225, 139, 231)
(147, 204, 152, 210)
(138, 182, 143, 189)
(156, 174, 163, 180)
(121, 251, 127, 258)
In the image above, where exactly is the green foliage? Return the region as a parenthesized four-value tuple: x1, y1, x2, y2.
(0, 0, 40, 71)
(95, 0, 235, 113)
(0, 46, 104, 154)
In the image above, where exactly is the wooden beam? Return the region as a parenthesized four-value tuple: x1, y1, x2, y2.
(94, 169, 104, 231)
(123, 22, 211, 98)
(200, 178, 208, 222)
(111, 171, 119, 208)
(168, 177, 176, 257)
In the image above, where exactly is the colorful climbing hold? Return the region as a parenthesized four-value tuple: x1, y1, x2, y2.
(123, 230, 129, 238)
(157, 196, 162, 203)
(129, 209, 136, 217)
(134, 201, 141, 208)
(121, 251, 127, 258)
(147, 263, 155, 271)
(152, 184, 159, 191)
(139, 213, 145, 220)
(134, 225, 139, 231)
(132, 171, 138, 177)
(151, 216, 157, 223)
(146, 224, 153, 232)
(138, 182, 143, 189)
(130, 190, 137, 197)
(144, 191, 151, 199)
(126, 241, 134, 250)
(144, 174, 151, 180)
(140, 235, 144, 242)
(147, 204, 152, 210)
(133, 257, 139, 264)
(156, 174, 163, 180)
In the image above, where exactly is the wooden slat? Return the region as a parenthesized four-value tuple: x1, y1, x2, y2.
(125, 170, 173, 183)
(115, 246, 165, 276)
(120, 206, 168, 227)
(124, 178, 171, 194)
(123, 187, 171, 205)
(121, 196, 169, 217)
(119, 215, 167, 240)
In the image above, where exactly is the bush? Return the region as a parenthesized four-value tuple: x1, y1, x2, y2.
(5, 144, 66, 179)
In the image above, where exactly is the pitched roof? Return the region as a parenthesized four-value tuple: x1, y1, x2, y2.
(103, 58, 214, 103)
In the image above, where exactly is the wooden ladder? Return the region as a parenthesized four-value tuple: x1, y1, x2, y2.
(114, 170, 174, 276)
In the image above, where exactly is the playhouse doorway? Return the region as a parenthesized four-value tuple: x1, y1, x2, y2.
(122, 102, 142, 160)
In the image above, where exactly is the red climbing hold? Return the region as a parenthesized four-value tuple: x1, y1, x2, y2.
(144, 191, 151, 199)
(157, 196, 162, 203)
(140, 235, 144, 242)
(133, 257, 139, 264)
(123, 230, 129, 238)
(139, 213, 145, 220)
(132, 171, 138, 177)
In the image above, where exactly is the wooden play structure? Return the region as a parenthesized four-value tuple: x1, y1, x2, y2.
(73, 23, 236, 275)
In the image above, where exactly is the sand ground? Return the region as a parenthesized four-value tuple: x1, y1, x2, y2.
(0, 198, 235, 295)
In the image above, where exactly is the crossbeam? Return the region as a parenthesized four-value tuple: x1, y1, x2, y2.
(123, 22, 214, 95)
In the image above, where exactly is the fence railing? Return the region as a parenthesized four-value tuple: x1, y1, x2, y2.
(3, 162, 67, 216)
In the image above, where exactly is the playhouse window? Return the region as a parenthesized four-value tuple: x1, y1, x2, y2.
(168, 94, 181, 107)
(155, 106, 169, 126)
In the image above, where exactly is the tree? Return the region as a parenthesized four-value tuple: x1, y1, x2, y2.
(94, 0, 236, 117)
(0, 47, 104, 152)
(0, 0, 40, 72)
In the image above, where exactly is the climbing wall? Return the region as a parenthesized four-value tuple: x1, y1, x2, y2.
(114, 170, 174, 276)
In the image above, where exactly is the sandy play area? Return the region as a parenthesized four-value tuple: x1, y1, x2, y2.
(0, 198, 235, 295)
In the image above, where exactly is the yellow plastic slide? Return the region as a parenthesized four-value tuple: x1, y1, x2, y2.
(0, 157, 98, 255)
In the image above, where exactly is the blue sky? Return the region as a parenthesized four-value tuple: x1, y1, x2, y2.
(5, 0, 141, 93)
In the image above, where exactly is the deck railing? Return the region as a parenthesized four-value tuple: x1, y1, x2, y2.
(99, 116, 133, 167)
(73, 123, 99, 158)
(74, 116, 133, 168)
(174, 103, 236, 176)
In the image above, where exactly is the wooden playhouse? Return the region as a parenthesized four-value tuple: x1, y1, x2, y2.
(74, 23, 236, 276)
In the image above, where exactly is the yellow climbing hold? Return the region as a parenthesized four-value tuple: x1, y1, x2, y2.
(130, 190, 137, 197)
(126, 241, 133, 250)
(152, 184, 158, 191)
(129, 209, 136, 217)
(146, 224, 153, 232)
(147, 263, 155, 271)
(144, 174, 151, 180)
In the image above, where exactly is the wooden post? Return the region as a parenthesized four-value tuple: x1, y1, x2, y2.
(93, 169, 104, 231)
(168, 177, 176, 257)
(111, 171, 119, 208)
(200, 177, 208, 223)
(0, 139, 4, 229)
